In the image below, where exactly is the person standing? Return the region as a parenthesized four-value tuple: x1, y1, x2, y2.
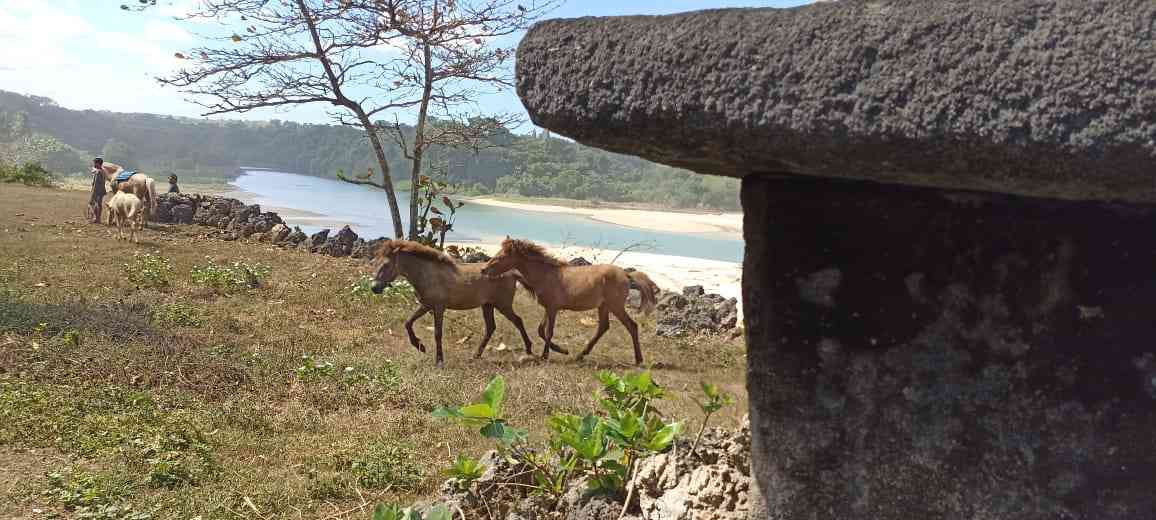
(89, 163, 107, 223)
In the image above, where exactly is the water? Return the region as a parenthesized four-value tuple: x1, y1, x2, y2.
(228, 170, 744, 262)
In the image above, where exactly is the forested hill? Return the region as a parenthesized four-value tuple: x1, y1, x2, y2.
(0, 90, 739, 210)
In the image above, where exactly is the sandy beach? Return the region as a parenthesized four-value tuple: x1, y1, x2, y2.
(450, 240, 744, 321)
(469, 197, 743, 237)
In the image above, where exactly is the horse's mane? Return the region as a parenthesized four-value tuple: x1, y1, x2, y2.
(501, 238, 566, 266)
(373, 240, 457, 266)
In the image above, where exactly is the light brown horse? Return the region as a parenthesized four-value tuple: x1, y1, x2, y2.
(481, 238, 659, 365)
(370, 240, 563, 366)
(98, 163, 156, 225)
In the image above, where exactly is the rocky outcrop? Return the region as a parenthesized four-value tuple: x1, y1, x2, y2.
(427, 418, 757, 520)
(516, 1, 1156, 203)
(568, 256, 591, 266)
(654, 286, 739, 337)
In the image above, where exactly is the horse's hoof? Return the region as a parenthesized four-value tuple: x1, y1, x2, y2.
(550, 343, 570, 355)
(575, 354, 586, 362)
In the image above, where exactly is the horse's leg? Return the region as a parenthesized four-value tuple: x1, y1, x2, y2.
(497, 304, 534, 355)
(577, 305, 611, 361)
(541, 308, 558, 360)
(404, 306, 430, 353)
(611, 306, 644, 366)
(433, 306, 446, 367)
(536, 315, 570, 355)
(474, 304, 497, 359)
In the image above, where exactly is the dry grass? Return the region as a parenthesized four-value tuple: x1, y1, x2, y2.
(0, 185, 748, 519)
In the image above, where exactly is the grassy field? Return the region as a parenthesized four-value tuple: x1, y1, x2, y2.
(0, 185, 748, 520)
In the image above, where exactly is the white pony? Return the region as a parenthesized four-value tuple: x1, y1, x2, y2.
(107, 191, 144, 243)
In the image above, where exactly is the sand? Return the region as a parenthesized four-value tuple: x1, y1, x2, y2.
(469, 197, 743, 237)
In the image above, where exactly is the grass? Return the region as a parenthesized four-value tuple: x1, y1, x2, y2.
(0, 185, 748, 519)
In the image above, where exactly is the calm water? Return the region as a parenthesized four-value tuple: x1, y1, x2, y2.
(228, 170, 744, 262)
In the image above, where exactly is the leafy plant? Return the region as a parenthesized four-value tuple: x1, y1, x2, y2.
(446, 454, 487, 490)
(372, 503, 452, 520)
(433, 376, 526, 447)
(0, 161, 54, 186)
(413, 168, 466, 250)
(151, 303, 203, 327)
(294, 354, 336, 380)
(348, 440, 423, 491)
(190, 260, 270, 293)
(348, 274, 380, 301)
(123, 253, 172, 289)
(690, 381, 734, 457)
(129, 429, 216, 488)
(44, 469, 151, 520)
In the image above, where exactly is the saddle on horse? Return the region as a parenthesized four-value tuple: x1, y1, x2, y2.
(114, 170, 136, 184)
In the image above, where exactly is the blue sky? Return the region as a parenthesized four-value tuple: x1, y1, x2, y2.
(0, 0, 813, 131)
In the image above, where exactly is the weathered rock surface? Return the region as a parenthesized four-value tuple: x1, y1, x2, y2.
(516, 0, 1156, 202)
(655, 287, 740, 336)
(742, 175, 1156, 519)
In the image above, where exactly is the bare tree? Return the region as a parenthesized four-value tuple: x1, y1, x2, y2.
(159, 0, 409, 238)
(346, 0, 559, 239)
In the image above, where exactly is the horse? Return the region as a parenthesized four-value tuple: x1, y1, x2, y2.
(99, 166, 156, 225)
(369, 239, 564, 366)
(106, 191, 144, 243)
(481, 237, 659, 365)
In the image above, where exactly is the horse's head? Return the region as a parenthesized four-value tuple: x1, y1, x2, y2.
(481, 236, 519, 276)
(370, 241, 401, 293)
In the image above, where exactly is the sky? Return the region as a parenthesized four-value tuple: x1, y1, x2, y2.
(0, 0, 813, 131)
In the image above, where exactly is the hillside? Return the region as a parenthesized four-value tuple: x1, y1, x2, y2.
(0, 90, 740, 210)
(0, 185, 748, 517)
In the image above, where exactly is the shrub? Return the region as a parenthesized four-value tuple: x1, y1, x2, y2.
(124, 253, 173, 289)
(151, 303, 203, 327)
(44, 469, 151, 520)
(0, 162, 54, 187)
(190, 260, 271, 293)
(348, 440, 423, 491)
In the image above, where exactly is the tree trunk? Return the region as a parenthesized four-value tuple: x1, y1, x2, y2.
(408, 39, 435, 240)
(359, 114, 405, 239)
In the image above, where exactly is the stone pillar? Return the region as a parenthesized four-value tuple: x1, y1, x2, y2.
(742, 175, 1156, 519)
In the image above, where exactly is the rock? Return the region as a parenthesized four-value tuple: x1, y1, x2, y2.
(656, 292, 688, 312)
(516, 1, 1156, 203)
(237, 222, 256, 239)
(318, 225, 358, 257)
(284, 226, 307, 245)
(742, 176, 1156, 519)
(349, 238, 370, 259)
(682, 285, 705, 297)
(170, 204, 194, 224)
(152, 201, 173, 223)
(309, 229, 330, 249)
(569, 256, 591, 266)
(269, 223, 290, 244)
(462, 250, 491, 263)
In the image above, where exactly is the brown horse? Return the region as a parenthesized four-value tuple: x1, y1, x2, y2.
(370, 240, 563, 366)
(481, 238, 659, 365)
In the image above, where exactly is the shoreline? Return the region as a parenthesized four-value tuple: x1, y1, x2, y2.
(466, 196, 743, 237)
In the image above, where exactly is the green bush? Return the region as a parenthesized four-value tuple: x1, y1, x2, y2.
(348, 440, 423, 491)
(124, 253, 173, 289)
(151, 303, 203, 327)
(0, 161, 54, 187)
(190, 260, 271, 293)
(44, 469, 151, 520)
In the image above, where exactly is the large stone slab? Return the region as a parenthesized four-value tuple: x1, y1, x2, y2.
(517, 0, 1156, 202)
(742, 175, 1156, 519)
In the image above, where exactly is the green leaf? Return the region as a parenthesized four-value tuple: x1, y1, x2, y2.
(701, 381, 720, 400)
(460, 403, 496, 420)
(481, 376, 506, 414)
(431, 406, 464, 419)
(426, 504, 453, 520)
(372, 504, 405, 520)
(645, 422, 683, 452)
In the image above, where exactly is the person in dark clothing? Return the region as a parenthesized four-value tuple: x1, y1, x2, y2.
(168, 174, 180, 193)
(89, 163, 107, 223)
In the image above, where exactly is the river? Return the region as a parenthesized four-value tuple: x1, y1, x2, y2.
(226, 170, 744, 262)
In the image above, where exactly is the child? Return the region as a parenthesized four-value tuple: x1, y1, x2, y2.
(168, 174, 180, 193)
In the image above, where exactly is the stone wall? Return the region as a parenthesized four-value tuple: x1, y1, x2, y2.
(514, 1, 1156, 517)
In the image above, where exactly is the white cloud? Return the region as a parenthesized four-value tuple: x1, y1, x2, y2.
(143, 20, 193, 42)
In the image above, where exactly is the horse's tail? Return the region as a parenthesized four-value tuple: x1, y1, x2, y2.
(146, 177, 158, 212)
(627, 270, 659, 315)
(509, 270, 535, 295)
